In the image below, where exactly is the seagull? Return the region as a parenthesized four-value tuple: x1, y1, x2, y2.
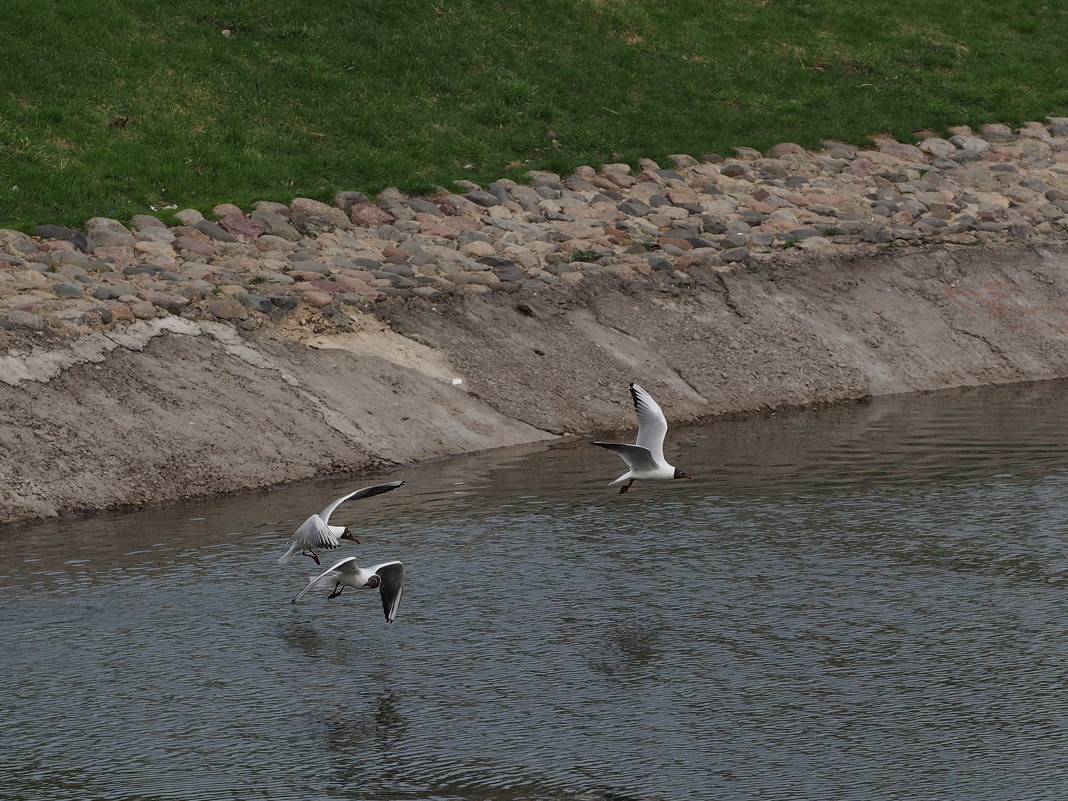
(277, 481, 404, 565)
(594, 383, 695, 493)
(291, 557, 405, 623)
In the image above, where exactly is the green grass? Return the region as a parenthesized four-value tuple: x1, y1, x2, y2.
(1, 0, 1066, 230)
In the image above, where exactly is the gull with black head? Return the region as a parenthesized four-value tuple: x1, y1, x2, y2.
(594, 383, 695, 493)
(277, 481, 404, 565)
(291, 557, 405, 623)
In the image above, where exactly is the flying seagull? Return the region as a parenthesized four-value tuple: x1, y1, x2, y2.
(277, 481, 404, 565)
(291, 557, 405, 623)
(594, 383, 695, 493)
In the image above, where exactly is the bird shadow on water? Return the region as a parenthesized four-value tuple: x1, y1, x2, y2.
(320, 690, 408, 755)
(587, 617, 665, 680)
(276, 618, 364, 667)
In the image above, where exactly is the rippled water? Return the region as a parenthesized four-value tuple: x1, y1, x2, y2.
(4, 381, 1068, 800)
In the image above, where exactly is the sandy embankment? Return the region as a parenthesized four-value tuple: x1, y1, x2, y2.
(2, 238, 1068, 527)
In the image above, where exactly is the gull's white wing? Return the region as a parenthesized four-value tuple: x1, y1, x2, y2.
(593, 442, 659, 472)
(629, 383, 668, 466)
(292, 514, 340, 549)
(371, 561, 405, 623)
(279, 514, 338, 564)
(318, 480, 406, 524)
(291, 556, 359, 604)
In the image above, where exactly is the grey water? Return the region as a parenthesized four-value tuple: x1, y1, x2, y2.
(3, 381, 1068, 801)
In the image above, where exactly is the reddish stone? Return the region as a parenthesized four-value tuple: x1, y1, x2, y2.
(207, 297, 249, 321)
(137, 289, 188, 314)
(301, 290, 334, 307)
(349, 203, 394, 227)
(219, 212, 265, 238)
(983, 146, 1026, 162)
(418, 222, 457, 239)
(174, 236, 215, 257)
(39, 240, 76, 252)
(658, 237, 693, 251)
(768, 143, 807, 158)
(92, 246, 136, 265)
(306, 279, 346, 293)
(103, 301, 136, 323)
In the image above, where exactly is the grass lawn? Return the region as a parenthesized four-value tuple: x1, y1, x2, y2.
(1, 0, 1066, 230)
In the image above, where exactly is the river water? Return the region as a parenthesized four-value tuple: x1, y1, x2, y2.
(3, 381, 1068, 801)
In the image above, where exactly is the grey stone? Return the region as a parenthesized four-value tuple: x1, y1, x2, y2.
(174, 209, 205, 225)
(492, 263, 528, 283)
(237, 293, 275, 314)
(136, 226, 176, 244)
(373, 270, 417, 288)
(407, 198, 443, 217)
(34, 224, 80, 240)
(720, 247, 750, 263)
(643, 253, 674, 272)
(290, 259, 331, 275)
(457, 230, 490, 245)
(350, 257, 382, 270)
(656, 169, 687, 183)
(130, 214, 167, 230)
(3, 309, 46, 330)
(93, 286, 120, 301)
(195, 220, 238, 243)
(270, 295, 301, 310)
(253, 201, 291, 217)
(466, 191, 501, 208)
(53, 282, 85, 298)
(89, 227, 136, 248)
(290, 213, 335, 237)
(564, 176, 599, 192)
(250, 209, 302, 241)
(110, 282, 140, 297)
(486, 182, 514, 203)
(685, 236, 719, 249)
(384, 263, 415, 278)
(375, 225, 406, 242)
(618, 199, 653, 217)
(333, 191, 371, 212)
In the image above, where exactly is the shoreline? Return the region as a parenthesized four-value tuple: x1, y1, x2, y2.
(2, 120, 1068, 527)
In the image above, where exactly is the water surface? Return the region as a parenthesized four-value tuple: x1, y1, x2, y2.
(3, 382, 1068, 800)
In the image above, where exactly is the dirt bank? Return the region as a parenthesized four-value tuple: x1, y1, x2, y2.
(2, 238, 1068, 527)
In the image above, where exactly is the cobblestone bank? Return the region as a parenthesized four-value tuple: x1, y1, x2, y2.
(2, 119, 1067, 340)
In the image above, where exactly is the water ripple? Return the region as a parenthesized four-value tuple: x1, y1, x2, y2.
(5, 382, 1068, 799)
